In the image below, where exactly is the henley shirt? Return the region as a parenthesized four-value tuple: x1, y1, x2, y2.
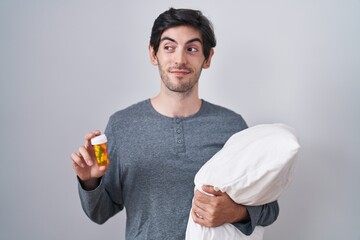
(78, 99, 279, 240)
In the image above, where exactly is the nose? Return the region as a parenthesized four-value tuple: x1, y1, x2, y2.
(174, 48, 187, 66)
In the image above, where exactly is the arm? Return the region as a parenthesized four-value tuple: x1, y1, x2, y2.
(192, 185, 279, 235)
(71, 127, 124, 224)
(77, 174, 123, 224)
(233, 201, 279, 235)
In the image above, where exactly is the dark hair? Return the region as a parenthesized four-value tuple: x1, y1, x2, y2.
(150, 8, 216, 60)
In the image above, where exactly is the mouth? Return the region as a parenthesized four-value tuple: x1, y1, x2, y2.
(169, 68, 192, 76)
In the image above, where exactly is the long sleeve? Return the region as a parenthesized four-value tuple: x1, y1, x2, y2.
(77, 117, 124, 224)
(78, 177, 123, 224)
(232, 201, 279, 235)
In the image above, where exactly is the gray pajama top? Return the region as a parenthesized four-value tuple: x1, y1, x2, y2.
(78, 99, 279, 240)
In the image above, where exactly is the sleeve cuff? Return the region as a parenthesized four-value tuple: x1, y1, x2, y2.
(77, 177, 105, 206)
(232, 205, 262, 235)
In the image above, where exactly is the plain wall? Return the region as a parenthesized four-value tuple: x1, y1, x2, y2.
(1, 0, 359, 239)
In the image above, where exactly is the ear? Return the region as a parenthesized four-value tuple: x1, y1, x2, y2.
(202, 48, 214, 69)
(148, 44, 158, 65)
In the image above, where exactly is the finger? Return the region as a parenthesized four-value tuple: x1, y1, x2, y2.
(193, 192, 209, 213)
(98, 165, 107, 172)
(78, 146, 94, 166)
(202, 185, 223, 196)
(192, 204, 207, 219)
(193, 190, 209, 207)
(194, 189, 216, 203)
(191, 208, 205, 222)
(193, 210, 204, 220)
(71, 152, 85, 168)
(84, 130, 101, 148)
(191, 208, 213, 227)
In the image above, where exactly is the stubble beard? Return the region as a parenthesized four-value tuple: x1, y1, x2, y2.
(158, 63, 202, 95)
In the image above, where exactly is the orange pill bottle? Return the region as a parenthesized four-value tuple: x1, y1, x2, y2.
(91, 134, 110, 166)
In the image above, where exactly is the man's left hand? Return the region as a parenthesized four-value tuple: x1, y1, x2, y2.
(191, 185, 249, 227)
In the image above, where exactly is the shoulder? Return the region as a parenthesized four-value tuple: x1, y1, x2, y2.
(202, 100, 246, 121)
(108, 99, 150, 127)
(202, 100, 239, 116)
(200, 100, 248, 131)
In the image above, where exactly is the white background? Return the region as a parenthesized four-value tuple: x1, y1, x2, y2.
(1, 0, 359, 239)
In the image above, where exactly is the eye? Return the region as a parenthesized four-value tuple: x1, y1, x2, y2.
(164, 45, 175, 52)
(187, 47, 198, 53)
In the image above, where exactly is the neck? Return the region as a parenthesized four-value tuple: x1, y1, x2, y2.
(151, 85, 202, 118)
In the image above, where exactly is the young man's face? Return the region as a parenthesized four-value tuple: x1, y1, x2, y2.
(149, 25, 214, 94)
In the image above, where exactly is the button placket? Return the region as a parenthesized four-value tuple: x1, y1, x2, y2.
(174, 118, 185, 153)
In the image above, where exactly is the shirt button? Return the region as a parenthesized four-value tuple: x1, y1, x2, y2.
(177, 139, 182, 144)
(176, 128, 182, 134)
(175, 118, 181, 124)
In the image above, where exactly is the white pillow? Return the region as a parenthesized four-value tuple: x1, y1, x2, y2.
(185, 123, 300, 240)
(186, 217, 265, 240)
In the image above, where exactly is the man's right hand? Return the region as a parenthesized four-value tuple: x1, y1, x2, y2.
(71, 130, 108, 190)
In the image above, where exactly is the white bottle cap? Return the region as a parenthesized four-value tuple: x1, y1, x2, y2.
(91, 134, 107, 145)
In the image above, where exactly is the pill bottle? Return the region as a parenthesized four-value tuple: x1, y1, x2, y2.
(91, 134, 110, 166)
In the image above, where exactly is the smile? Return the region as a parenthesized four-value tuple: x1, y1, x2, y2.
(169, 68, 192, 75)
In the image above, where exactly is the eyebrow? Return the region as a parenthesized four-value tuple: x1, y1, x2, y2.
(160, 37, 203, 45)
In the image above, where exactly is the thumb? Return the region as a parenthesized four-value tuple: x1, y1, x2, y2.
(202, 185, 223, 196)
(98, 165, 108, 172)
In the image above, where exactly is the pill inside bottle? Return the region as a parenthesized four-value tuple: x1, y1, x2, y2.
(91, 134, 110, 166)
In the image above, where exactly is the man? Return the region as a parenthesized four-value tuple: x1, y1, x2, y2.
(71, 8, 279, 240)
